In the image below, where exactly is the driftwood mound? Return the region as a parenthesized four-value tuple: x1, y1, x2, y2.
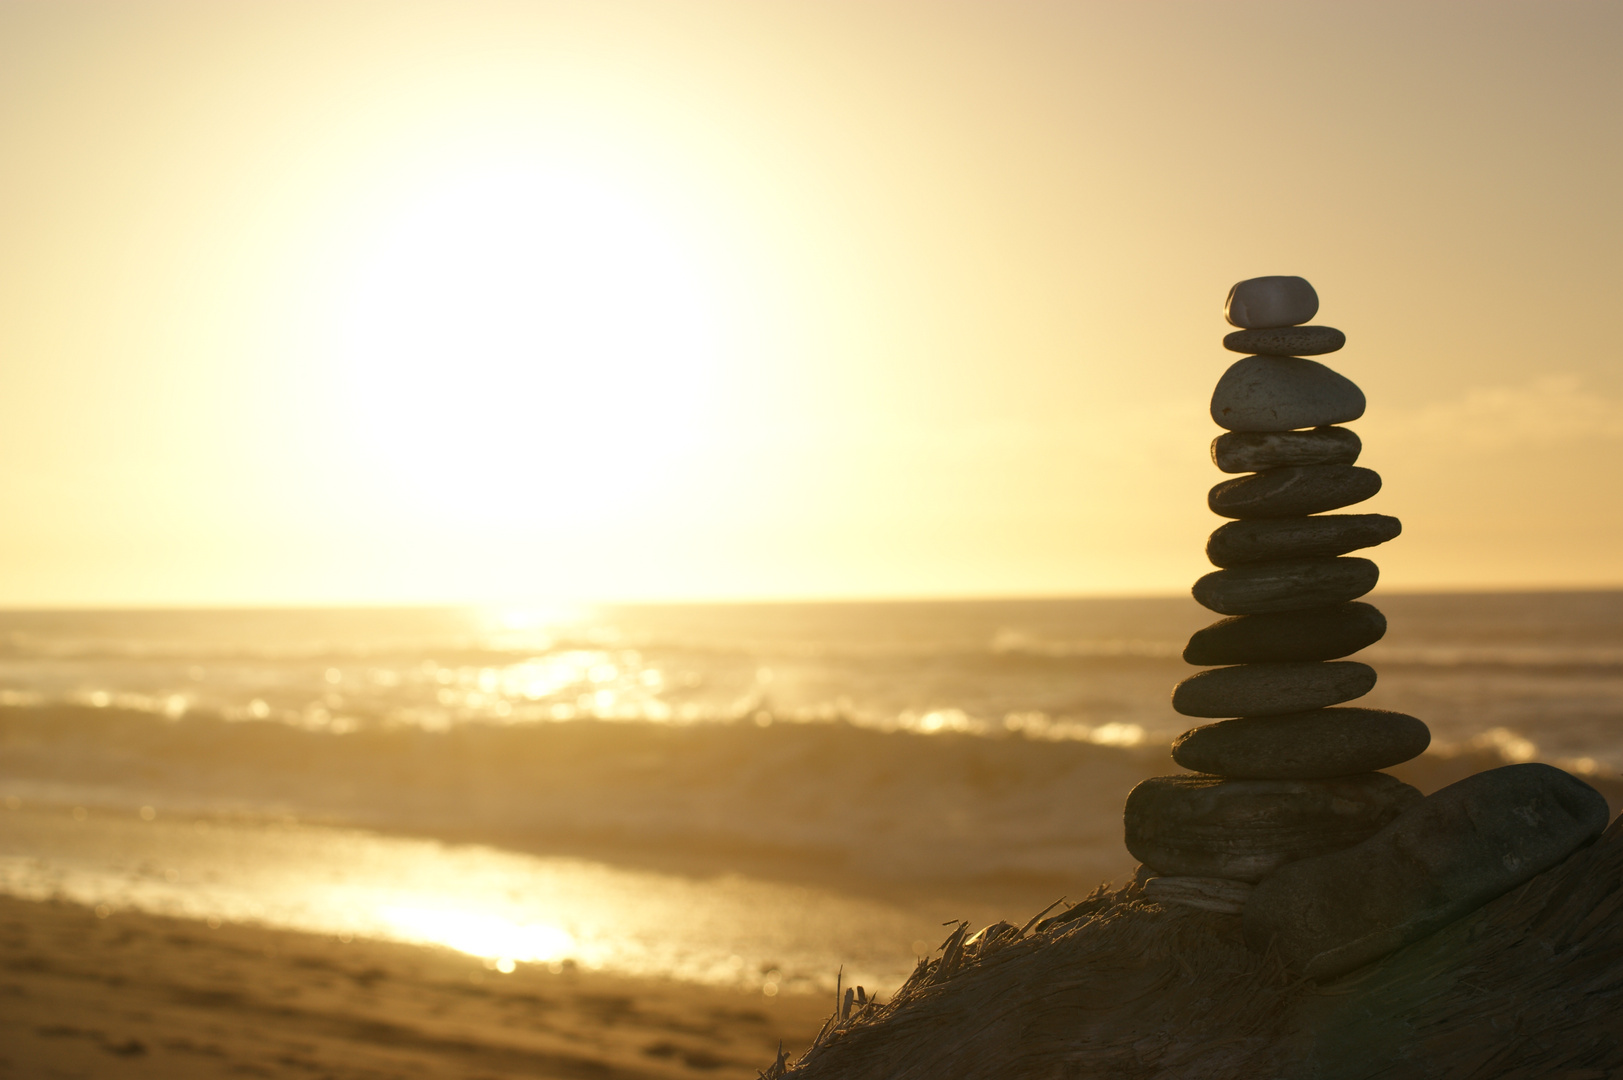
(779, 814, 1623, 1080)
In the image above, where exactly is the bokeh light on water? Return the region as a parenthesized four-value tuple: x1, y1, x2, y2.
(0, 803, 922, 996)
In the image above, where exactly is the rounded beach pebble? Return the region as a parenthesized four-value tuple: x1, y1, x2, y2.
(1211, 356, 1365, 432)
(1193, 557, 1379, 615)
(1206, 515, 1401, 568)
(1222, 325, 1345, 356)
(1124, 772, 1422, 882)
(1212, 426, 1361, 473)
(1225, 276, 1319, 329)
(1142, 875, 1253, 915)
(1243, 763, 1612, 979)
(1172, 661, 1376, 718)
(1183, 603, 1387, 665)
(1208, 465, 1381, 520)
(1172, 708, 1430, 779)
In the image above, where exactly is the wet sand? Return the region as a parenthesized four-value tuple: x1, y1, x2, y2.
(0, 894, 831, 1080)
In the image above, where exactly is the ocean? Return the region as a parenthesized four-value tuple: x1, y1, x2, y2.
(1, 594, 1619, 995)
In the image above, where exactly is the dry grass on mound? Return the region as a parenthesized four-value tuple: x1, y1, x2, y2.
(779, 815, 1623, 1080)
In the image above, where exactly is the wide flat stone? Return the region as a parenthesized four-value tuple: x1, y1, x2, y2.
(1172, 661, 1376, 718)
(1183, 603, 1387, 664)
(1143, 875, 1253, 915)
(1193, 557, 1379, 614)
(1211, 356, 1365, 432)
(1225, 276, 1319, 329)
(1222, 325, 1345, 356)
(1209, 465, 1381, 519)
(1172, 708, 1431, 779)
(1207, 516, 1401, 568)
(1124, 773, 1421, 882)
(1243, 763, 1611, 979)
(1212, 427, 1361, 473)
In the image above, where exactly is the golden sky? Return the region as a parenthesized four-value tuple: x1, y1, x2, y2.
(1, 0, 1619, 605)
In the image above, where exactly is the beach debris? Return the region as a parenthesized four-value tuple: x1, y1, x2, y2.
(1245, 762, 1611, 977)
(1017, 899, 1067, 936)
(780, 821, 1623, 1077)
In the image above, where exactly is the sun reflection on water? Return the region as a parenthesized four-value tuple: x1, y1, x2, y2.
(0, 807, 922, 996)
(378, 906, 577, 968)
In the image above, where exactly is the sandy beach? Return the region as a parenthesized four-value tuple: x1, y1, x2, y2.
(0, 893, 832, 1080)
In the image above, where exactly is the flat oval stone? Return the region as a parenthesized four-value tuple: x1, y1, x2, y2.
(1243, 763, 1611, 979)
(1225, 276, 1319, 329)
(1209, 465, 1381, 520)
(1222, 325, 1345, 356)
(1184, 603, 1387, 665)
(1212, 427, 1361, 473)
(1211, 356, 1365, 432)
(1124, 773, 1422, 882)
(1193, 557, 1379, 615)
(1143, 875, 1253, 915)
(1172, 661, 1376, 718)
(1172, 708, 1431, 779)
(1207, 516, 1401, 568)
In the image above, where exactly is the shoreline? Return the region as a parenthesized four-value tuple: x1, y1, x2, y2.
(0, 892, 833, 1079)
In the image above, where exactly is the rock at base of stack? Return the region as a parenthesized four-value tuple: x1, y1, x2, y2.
(1244, 763, 1611, 978)
(1125, 772, 1422, 882)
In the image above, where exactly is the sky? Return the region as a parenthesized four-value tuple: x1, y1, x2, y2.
(0, 0, 1620, 606)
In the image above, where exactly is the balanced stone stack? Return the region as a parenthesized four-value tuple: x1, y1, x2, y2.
(1125, 276, 1426, 915)
(1121, 276, 1613, 979)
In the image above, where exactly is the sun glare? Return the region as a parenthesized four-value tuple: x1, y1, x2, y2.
(335, 160, 721, 520)
(379, 905, 577, 969)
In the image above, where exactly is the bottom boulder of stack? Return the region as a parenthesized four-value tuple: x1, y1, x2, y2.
(777, 810, 1623, 1080)
(1123, 772, 1421, 881)
(1244, 762, 1611, 978)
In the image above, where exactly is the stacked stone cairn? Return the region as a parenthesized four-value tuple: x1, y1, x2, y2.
(1122, 276, 1613, 979)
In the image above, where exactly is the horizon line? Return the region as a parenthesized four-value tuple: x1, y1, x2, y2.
(0, 583, 1620, 613)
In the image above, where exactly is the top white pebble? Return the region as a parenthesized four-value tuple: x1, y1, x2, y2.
(1225, 276, 1319, 329)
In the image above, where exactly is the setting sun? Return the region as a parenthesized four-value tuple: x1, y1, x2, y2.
(331, 157, 721, 517)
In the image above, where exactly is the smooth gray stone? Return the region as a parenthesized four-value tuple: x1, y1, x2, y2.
(1223, 325, 1345, 356)
(1172, 708, 1431, 779)
(1207, 516, 1401, 568)
(1194, 557, 1379, 615)
(1209, 465, 1381, 520)
(1124, 773, 1421, 882)
(1172, 661, 1376, 718)
(1184, 603, 1387, 665)
(1212, 427, 1361, 473)
(1225, 276, 1319, 329)
(1243, 763, 1611, 979)
(1211, 356, 1365, 432)
(1143, 875, 1253, 915)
